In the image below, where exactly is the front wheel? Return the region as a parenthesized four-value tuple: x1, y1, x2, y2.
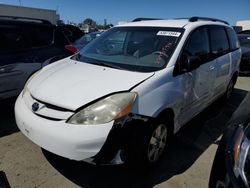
(125, 119, 171, 167)
(223, 78, 235, 101)
(147, 123, 168, 163)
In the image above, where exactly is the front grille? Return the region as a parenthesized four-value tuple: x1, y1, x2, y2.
(33, 97, 74, 113)
(35, 113, 63, 121)
(23, 92, 74, 120)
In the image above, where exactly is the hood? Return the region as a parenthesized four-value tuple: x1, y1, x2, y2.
(28, 58, 154, 111)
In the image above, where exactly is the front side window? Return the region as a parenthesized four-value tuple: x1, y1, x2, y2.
(183, 27, 210, 61)
(76, 27, 184, 72)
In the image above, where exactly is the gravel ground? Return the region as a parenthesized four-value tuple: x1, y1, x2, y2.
(0, 76, 249, 188)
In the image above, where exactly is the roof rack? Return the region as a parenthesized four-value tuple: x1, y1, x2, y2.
(0, 15, 52, 24)
(132, 17, 162, 22)
(189, 17, 229, 25)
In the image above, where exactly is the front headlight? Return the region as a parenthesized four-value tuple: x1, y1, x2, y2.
(67, 92, 137, 125)
(233, 124, 250, 187)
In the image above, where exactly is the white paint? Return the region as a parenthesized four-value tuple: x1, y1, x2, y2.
(15, 19, 241, 162)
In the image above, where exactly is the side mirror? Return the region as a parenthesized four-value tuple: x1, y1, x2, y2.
(180, 54, 201, 73)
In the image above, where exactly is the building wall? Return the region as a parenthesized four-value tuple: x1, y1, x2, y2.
(236, 20, 250, 31)
(0, 4, 59, 24)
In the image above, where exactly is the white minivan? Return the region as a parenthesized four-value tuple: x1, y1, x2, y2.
(15, 17, 241, 166)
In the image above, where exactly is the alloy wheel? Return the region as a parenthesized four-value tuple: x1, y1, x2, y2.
(147, 124, 167, 162)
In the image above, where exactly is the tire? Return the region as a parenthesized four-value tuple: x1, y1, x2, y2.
(125, 119, 171, 168)
(223, 78, 235, 101)
(147, 123, 168, 163)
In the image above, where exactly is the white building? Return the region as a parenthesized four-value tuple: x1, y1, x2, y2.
(236, 20, 250, 31)
(0, 4, 59, 24)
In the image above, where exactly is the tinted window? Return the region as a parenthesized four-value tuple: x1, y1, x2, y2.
(226, 27, 240, 50)
(54, 27, 69, 45)
(184, 27, 210, 61)
(210, 26, 229, 53)
(0, 25, 29, 51)
(25, 26, 53, 47)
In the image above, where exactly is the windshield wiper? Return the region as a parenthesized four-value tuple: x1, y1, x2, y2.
(71, 53, 81, 61)
(72, 54, 127, 70)
(90, 61, 125, 70)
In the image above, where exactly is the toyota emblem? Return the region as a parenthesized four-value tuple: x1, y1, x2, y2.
(32, 102, 39, 112)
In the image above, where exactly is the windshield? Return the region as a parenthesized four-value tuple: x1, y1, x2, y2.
(238, 35, 250, 48)
(75, 27, 183, 72)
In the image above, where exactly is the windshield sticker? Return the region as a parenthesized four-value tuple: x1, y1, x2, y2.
(157, 31, 181, 37)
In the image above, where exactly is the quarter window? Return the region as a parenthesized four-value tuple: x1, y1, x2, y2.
(226, 27, 240, 50)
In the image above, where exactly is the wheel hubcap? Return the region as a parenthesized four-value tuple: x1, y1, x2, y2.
(147, 124, 167, 162)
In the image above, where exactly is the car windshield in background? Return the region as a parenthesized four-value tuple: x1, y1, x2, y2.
(238, 35, 250, 47)
(75, 32, 102, 46)
(76, 27, 183, 72)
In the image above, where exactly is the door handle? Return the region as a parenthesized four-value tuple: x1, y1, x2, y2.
(207, 66, 215, 72)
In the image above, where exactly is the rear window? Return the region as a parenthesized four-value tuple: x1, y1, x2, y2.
(209, 26, 230, 54)
(226, 27, 240, 50)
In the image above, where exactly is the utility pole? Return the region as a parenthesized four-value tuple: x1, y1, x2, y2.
(19, 0, 21, 6)
(104, 19, 107, 26)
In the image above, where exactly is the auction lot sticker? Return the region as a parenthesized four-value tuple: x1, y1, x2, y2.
(157, 31, 181, 37)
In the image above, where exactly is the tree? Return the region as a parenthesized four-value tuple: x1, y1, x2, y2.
(83, 18, 96, 27)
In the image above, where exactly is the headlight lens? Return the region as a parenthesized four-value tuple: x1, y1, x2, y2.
(67, 92, 137, 125)
(233, 124, 250, 187)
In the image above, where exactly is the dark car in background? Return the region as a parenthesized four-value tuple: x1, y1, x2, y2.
(209, 93, 250, 188)
(0, 16, 76, 101)
(73, 31, 102, 50)
(238, 33, 250, 74)
(59, 24, 84, 43)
